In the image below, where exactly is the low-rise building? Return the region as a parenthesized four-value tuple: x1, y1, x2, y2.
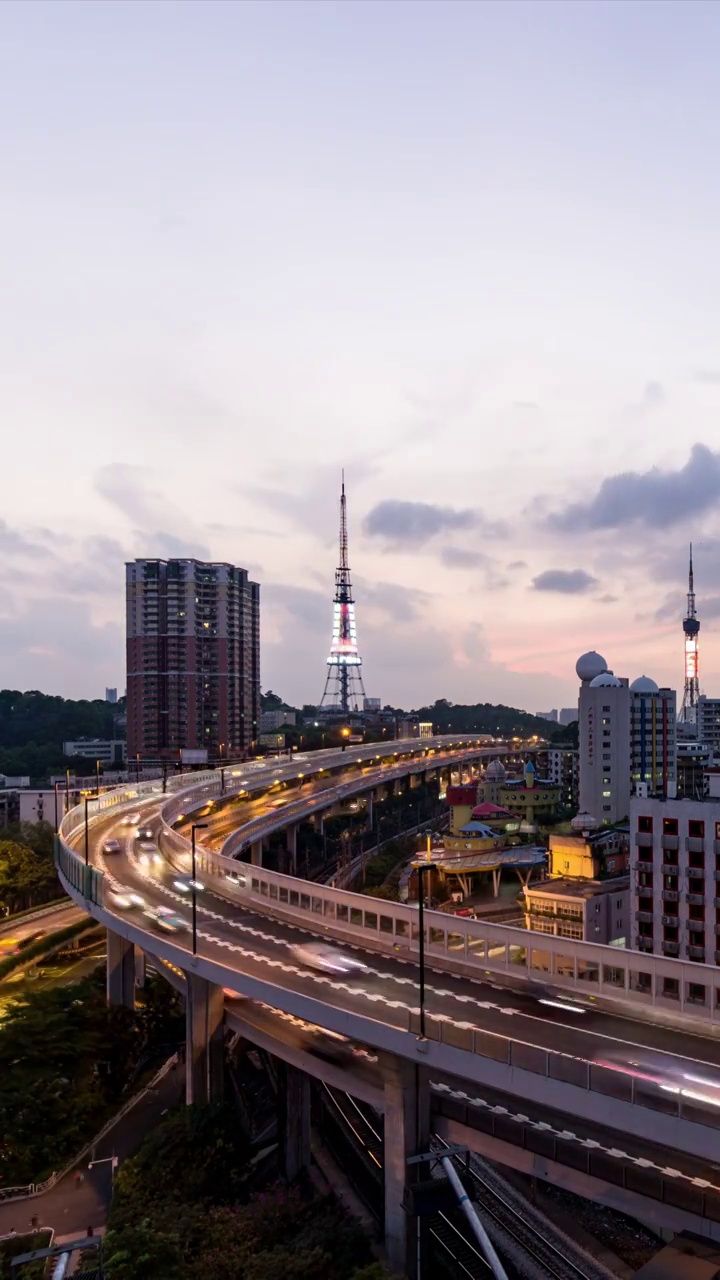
(62, 738, 127, 765)
(260, 709, 296, 731)
(523, 875, 630, 945)
(477, 759, 560, 824)
(541, 745, 579, 810)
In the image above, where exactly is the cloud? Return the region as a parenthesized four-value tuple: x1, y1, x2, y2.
(532, 569, 598, 594)
(694, 369, 720, 385)
(0, 521, 52, 559)
(0, 596, 123, 696)
(547, 444, 720, 533)
(507, 559, 527, 571)
(95, 464, 210, 559)
(363, 500, 505, 547)
(439, 547, 491, 569)
(641, 381, 665, 410)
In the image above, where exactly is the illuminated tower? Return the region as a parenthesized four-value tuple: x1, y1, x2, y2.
(680, 543, 700, 724)
(319, 474, 366, 715)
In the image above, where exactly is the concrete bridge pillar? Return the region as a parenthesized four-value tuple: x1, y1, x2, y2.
(286, 823, 298, 876)
(365, 790, 374, 829)
(134, 948, 146, 989)
(383, 1058, 430, 1278)
(185, 973, 224, 1105)
(393, 776, 404, 797)
(106, 930, 135, 1009)
(277, 1061, 311, 1181)
(250, 839, 263, 867)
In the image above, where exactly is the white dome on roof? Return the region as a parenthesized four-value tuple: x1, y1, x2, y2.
(576, 651, 607, 682)
(484, 759, 507, 781)
(630, 675, 659, 694)
(589, 671, 621, 688)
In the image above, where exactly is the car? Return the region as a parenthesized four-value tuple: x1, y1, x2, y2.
(145, 906, 188, 934)
(102, 839, 122, 855)
(173, 875, 205, 894)
(136, 842, 162, 868)
(108, 887, 145, 911)
(289, 942, 367, 975)
(122, 812, 141, 826)
(136, 827, 154, 841)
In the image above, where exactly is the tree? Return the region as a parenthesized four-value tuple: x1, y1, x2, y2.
(0, 840, 58, 914)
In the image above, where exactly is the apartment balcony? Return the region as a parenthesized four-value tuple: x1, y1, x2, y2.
(661, 863, 680, 875)
(687, 945, 706, 961)
(635, 937, 655, 952)
(661, 890, 679, 902)
(686, 837, 706, 854)
(633, 860, 654, 872)
(661, 914, 679, 927)
(686, 867, 705, 880)
(635, 911, 654, 923)
(686, 893, 706, 906)
(661, 834, 680, 851)
(662, 941, 680, 956)
(635, 832, 654, 848)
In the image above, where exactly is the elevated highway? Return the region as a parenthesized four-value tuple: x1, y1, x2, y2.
(53, 736, 720, 1272)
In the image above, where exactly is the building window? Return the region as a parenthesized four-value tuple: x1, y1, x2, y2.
(663, 818, 678, 836)
(687, 982, 706, 1004)
(689, 819, 705, 838)
(662, 977, 680, 999)
(638, 816, 653, 833)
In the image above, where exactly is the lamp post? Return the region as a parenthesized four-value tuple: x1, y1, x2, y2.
(54, 781, 60, 833)
(341, 727, 350, 753)
(135, 753, 141, 784)
(84, 797, 90, 866)
(190, 823, 208, 956)
(65, 768, 71, 816)
(415, 861, 436, 1039)
(95, 758, 101, 796)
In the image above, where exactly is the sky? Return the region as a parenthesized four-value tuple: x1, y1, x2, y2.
(2, 0, 720, 713)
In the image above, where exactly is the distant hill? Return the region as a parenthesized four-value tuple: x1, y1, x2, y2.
(409, 698, 561, 739)
(0, 689, 125, 782)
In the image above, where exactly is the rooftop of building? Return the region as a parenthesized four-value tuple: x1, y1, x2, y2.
(525, 874, 630, 899)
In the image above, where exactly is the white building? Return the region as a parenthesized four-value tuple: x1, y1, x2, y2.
(544, 746, 579, 809)
(105, 688, 118, 704)
(631, 794, 720, 976)
(259, 709, 296, 731)
(62, 738, 127, 765)
(578, 652, 631, 825)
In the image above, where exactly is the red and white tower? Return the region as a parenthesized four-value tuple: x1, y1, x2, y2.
(319, 474, 366, 716)
(680, 543, 700, 724)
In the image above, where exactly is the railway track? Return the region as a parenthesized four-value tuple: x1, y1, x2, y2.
(433, 1137, 614, 1280)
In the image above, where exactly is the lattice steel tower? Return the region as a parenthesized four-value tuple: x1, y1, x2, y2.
(680, 543, 701, 724)
(319, 473, 366, 715)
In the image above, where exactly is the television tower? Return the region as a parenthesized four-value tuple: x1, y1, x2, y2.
(680, 543, 701, 724)
(319, 473, 366, 716)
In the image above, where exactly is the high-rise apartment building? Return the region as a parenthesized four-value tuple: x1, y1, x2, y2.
(577, 652, 678, 825)
(631, 793, 720, 972)
(630, 677, 676, 796)
(126, 559, 260, 761)
(696, 697, 720, 759)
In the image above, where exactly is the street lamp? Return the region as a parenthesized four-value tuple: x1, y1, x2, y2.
(95, 758, 101, 796)
(135, 753, 141, 784)
(88, 1154, 118, 1185)
(65, 768, 71, 816)
(341, 727, 350, 753)
(190, 824, 208, 956)
(54, 781, 61, 833)
(414, 861, 436, 1039)
(84, 797, 90, 866)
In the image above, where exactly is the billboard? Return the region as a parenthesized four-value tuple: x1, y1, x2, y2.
(180, 748, 209, 765)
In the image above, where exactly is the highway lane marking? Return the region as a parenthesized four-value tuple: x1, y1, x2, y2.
(106, 851, 720, 1075)
(431, 1082, 720, 1193)
(100, 838, 720, 1076)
